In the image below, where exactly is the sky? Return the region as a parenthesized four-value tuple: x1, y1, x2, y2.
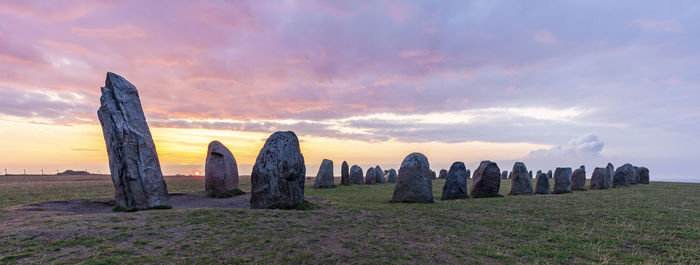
(0, 0, 698, 182)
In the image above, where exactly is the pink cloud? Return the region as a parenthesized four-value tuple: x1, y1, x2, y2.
(534, 29, 557, 44)
(634, 19, 683, 33)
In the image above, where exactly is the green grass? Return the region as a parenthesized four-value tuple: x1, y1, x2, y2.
(0, 175, 698, 264)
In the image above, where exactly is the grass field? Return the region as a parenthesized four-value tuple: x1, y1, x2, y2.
(1, 174, 698, 264)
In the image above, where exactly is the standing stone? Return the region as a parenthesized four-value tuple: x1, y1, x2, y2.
(350, 165, 364, 185)
(501, 171, 508, 179)
(386, 169, 398, 183)
(391, 153, 434, 202)
(466, 169, 471, 179)
(97, 72, 171, 210)
(438, 169, 448, 179)
(638, 167, 650, 184)
(430, 170, 437, 180)
(510, 162, 533, 195)
(536, 170, 543, 177)
(613, 163, 636, 186)
(340, 161, 350, 186)
(313, 159, 334, 188)
(605, 163, 614, 188)
(375, 166, 386, 184)
(470, 160, 502, 197)
(535, 172, 550, 194)
(365, 168, 376, 184)
(571, 166, 586, 191)
(441, 162, 469, 200)
(205, 141, 240, 197)
(553, 167, 572, 194)
(529, 170, 533, 179)
(589, 167, 608, 190)
(547, 170, 553, 179)
(250, 131, 305, 209)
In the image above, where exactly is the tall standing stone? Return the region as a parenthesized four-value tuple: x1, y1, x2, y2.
(391, 153, 434, 202)
(350, 165, 364, 185)
(589, 167, 607, 190)
(375, 166, 386, 184)
(340, 161, 350, 186)
(470, 160, 502, 197)
(365, 168, 376, 184)
(97, 72, 171, 210)
(605, 163, 614, 188)
(205, 141, 240, 197)
(536, 170, 543, 177)
(250, 131, 305, 209)
(441, 162, 468, 200)
(509, 162, 533, 195)
(430, 170, 437, 180)
(547, 170, 553, 179)
(438, 169, 448, 179)
(466, 169, 471, 179)
(529, 170, 533, 179)
(501, 171, 508, 179)
(386, 169, 398, 183)
(613, 163, 636, 186)
(313, 159, 335, 188)
(638, 167, 650, 184)
(553, 167, 572, 194)
(535, 172, 550, 194)
(571, 166, 586, 191)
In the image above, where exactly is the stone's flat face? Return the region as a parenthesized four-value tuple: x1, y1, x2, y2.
(466, 169, 471, 179)
(313, 159, 335, 188)
(441, 161, 468, 200)
(509, 162, 533, 195)
(205, 141, 239, 197)
(365, 168, 376, 185)
(392, 152, 434, 202)
(340, 161, 350, 186)
(386, 169, 398, 183)
(638, 167, 650, 184)
(375, 166, 386, 184)
(605, 163, 615, 188)
(438, 169, 448, 179)
(501, 171, 508, 179)
(613, 163, 636, 186)
(547, 170, 553, 179)
(97, 72, 171, 210)
(590, 167, 608, 190)
(553, 167, 572, 194)
(250, 131, 306, 209)
(534, 172, 550, 194)
(571, 166, 586, 191)
(470, 160, 501, 197)
(350, 165, 364, 185)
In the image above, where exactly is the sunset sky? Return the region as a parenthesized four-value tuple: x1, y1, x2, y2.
(0, 1, 698, 181)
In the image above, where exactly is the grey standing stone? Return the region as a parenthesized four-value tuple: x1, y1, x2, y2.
(571, 166, 586, 191)
(536, 170, 542, 177)
(553, 167, 572, 194)
(529, 170, 533, 179)
(205, 141, 240, 197)
(638, 167, 649, 184)
(97, 72, 171, 210)
(391, 153, 434, 203)
(547, 170, 553, 179)
(501, 171, 508, 179)
(375, 166, 386, 184)
(340, 161, 350, 186)
(250, 131, 306, 209)
(350, 165, 364, 185)
(470, 160, 502, 197)
(313, 159, 334, 188)
(386, 169, 398, 183)
(613, 163, 636, 186)
(365, 168, 376, 184)
(438, 169, 448, 179)
(441, 162, 468, 200)
(430, 170, 437, 180)
(589, 167, 607, 190)
(535, 172, 550, 194)
(509, 162, 533, 195)
(466, 169, 471, 179)
(605, 163, 614, 188)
